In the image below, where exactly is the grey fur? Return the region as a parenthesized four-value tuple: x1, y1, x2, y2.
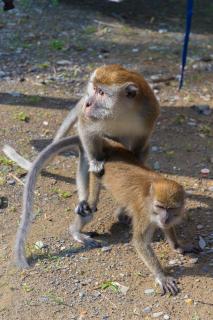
(15, 136, 80, 268)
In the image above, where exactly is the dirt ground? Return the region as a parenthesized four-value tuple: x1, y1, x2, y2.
(0, 1, 213, 319)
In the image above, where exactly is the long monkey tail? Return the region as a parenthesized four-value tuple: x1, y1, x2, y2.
(15, 136, 81, 268)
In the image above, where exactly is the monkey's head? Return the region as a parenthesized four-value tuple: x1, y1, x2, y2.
(151, 179, 185, 229)
(83, 64, 158, 125)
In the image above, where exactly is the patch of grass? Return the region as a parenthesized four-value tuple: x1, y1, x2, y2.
(50, 39, 64, 50)
(16, 111, 30, 122)
(22, 283, 34, 293)
(83, 25, 97, 34)
(25, 95, 42, 105)
(101, 281, 119, 293)
(51, 187, 72, 199)
(44, 291, 65, 305)
(199, 124, 212, 136)
(0, 156, 14, 166)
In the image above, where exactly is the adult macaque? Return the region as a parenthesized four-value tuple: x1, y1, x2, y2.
(4, 65, 160, 215)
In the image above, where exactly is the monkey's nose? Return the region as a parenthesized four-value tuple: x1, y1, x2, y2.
(85, 98, 93, 108)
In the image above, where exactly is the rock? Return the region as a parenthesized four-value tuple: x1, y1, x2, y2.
(163, 315, 170, 320)
(43, 121, 48, 126)
(143, 306, 152, 313)
(144, 288, 155, 295)
(208, 186, 213, 192)
(154, 161, 160, 170)
(158, 28, 168, 33)
(9, 91, 21, 97)
(56, 60, 71, 65)
(79, 292, 85, 299)
(191, 104, 212, 116)
(185, 298, 193, 305)
(7, 179, 16, 185)
(200, 168, 210, 177)
(151, 146, 159, 152)
(101, 246, 112, 252)
(197, 224, 203, 230)
(152, 312, 164, 318)
(132, 48, 139, 53)
(0, 71, 6, 78)
(169, 259, 179, 266)
(189, 257, 198, 264)
(199, 236, 206, 250)
(34, 241, 46, 249)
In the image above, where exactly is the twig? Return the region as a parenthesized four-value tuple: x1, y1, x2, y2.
(8, 173, 24, 185)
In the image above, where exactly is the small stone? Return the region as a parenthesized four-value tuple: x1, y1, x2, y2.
(9, 91, 21, 97)
(163, 315, 170, 320)
(79, 292, 85, 299)
(169, 259, 179, 266)
(200, 168, 210, 177)
(154, 161, 160, 170)
(144, 288, 155, 295)
(185, 298, 193, 305)
(132, 48, 139, 53)
(199, 236, 206, 250)
(7, 179, 16, 185)
(208, 186, 213, 192)
(158, 28, 168, 33)
(191, 104, 211, 116)
(197, 224, 203, 230)
(34, 241, 45, 249)
(56, 60, 71, 65)
(0, 70, 6, 77)
(151, 146, 159, 152)
(43, 121, 48, 126)
(189, 257, 198, 264)
(143, 306, 152, 313)
(101, 246, 112, 252)
(152, 311, 164, 318)
(39, 296, 49, 303)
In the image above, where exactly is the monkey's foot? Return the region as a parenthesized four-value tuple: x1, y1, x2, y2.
(71, 230, 101, 248)
(75, 200, 92, 217)
(89, 160, 105, 176)
(156, 276, 179, 296)
(176, 244, 201, 255)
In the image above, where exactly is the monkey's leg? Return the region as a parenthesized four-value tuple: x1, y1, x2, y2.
(165, 227, 201, 254)
(75, 148, 90, 215)
(69, 213, 100, 247)
(133, 221, 179, 295)
(70, 170, 102, 248)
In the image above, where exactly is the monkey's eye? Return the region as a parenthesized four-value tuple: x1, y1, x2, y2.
(98, 88, 104, 96)
(156, 205, 165, 210)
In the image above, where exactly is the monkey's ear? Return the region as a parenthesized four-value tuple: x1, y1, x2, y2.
(125, 84, 138, 98)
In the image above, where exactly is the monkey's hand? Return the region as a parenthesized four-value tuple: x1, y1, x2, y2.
(75, 200, 92, 217)
(156, 275, 179, 296)
(89, 159, 105, 176)
(175, 244, 201, 255)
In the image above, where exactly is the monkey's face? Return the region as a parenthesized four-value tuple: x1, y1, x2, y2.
(83, 80, 139, 122)
(152, 200, 184, 229)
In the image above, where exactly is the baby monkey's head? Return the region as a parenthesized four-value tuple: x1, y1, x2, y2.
(151, 179, 185, 229)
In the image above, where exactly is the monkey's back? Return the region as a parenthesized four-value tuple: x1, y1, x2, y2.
(102, 139, 159, 211)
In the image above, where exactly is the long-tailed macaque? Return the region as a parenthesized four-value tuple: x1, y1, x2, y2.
(53, 64, 160, 214)
(7, 136, 200, 295)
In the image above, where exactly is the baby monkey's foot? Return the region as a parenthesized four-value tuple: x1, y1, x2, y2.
(176, 244, 201, 255)
(75, 200, 92, 217)
(89, 159, 105, 176)
(157, 276, 179, 296)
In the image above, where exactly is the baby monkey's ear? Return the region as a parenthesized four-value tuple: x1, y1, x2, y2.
(125, 83, 138, 98)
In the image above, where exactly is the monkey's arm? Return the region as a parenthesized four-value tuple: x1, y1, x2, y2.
(133, 221, 178, 295)
(54, 97, 85, 141)
(165, 227, 201, 254)
(88, 171, 102, 212)
(78, 121, 105, 174)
